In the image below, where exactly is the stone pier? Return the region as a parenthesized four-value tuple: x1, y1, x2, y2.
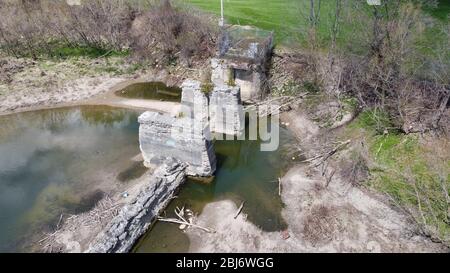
(211, 25, 273, 102)
(138, 77, 247, 178)
(138, 111, 216, 177)
(86, 159, 186, 253)
(209, 83, 244, 136)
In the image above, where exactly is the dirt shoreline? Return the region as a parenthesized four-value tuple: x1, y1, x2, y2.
(0, 55, 202, 116)
(0, 75, 181, 117)
(184, 110, 448, 253)
(1, 56, 446, 253)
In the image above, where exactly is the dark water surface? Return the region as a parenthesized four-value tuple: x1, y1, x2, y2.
(115, 82, 182, 102)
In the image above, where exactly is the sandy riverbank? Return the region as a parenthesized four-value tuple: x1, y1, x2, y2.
(2, 55, 445, 253)
(184, 109, 447, 253)
(85, 79, 181, 116)
(0, 56, 195, 116)
(0, 73, 181, 116)
(186, 167, 445, 252)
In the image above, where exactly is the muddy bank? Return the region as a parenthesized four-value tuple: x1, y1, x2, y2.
(186, 169, 445, 253)
(0, 75, 127, 114)
(0, 56, 201, 116)
(184, 109, 447, 253)
(0, 57, 127, 114)
(0, 73, 181, 116)
(86, 80, 182, 116)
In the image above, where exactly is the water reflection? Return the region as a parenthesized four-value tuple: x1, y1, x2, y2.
(0, 106, 141, 252)
(115, 82, 182, 102)
(0, 105, 300, 253)
(134, 123, 300, 253)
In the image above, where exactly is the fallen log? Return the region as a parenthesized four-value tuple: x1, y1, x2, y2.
(301, 140, 351, 167)
(234, 201, 246, 219)
(278, 178, 282, 196)
(157, 217, 216, 233)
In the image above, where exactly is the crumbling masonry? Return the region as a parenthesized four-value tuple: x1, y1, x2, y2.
(138, 108, 216, 177)
(139, 26, 273, 177)
(211, 25, 273, 103)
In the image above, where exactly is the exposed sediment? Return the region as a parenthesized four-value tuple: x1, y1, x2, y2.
(184, 110, 448, 253)
(86, 159, 186, 253)
(186, 161, 446, 253)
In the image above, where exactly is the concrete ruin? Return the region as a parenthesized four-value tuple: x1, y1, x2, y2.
(138, 111, 216, 177)
(179, 79, 244, 135)
(211, 25, 273, 103)
(209, 83, 244, 136)
(138, 79, 216, 177)
(138, 26, 274, 175)
(179, 79, 210, 125)
(86, 159, 186, 253)
(138, 77, 248, 178)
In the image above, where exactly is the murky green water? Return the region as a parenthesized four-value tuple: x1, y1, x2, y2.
(0, 105, 300, 253)
(0, 106, 141, 252)
(115, 82, 182, 102)
(134, 123, 301, 253)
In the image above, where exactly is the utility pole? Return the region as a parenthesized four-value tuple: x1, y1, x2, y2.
(219, 0, 224, 27)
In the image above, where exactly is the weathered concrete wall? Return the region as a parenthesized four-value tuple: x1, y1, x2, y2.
(212, 27, 273, 103)
(86, 159, 186, 253)
(211, 58, 232, 86)
(138, 111, 216, 177)
(209, 84, 244, 136)
(179, 78, 244, 136)
(211, 58, 266, 103)
(180, 79, 209, 125)
(234, 69, 254, 101)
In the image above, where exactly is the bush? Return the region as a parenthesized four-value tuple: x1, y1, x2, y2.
(0, 0, 135, 58)
(130, 0, 217, 66)
(356, 109, 396, 134)
(339, 2, 449, 134)
(0, 0, 216, 66)
(200, 82, 214, 95)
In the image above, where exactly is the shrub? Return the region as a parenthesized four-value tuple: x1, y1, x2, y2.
(0, 0, 135, 58)
(200, 82, 214, 95)
(129, 0, 217, 66)
(0, 0, 217, 66)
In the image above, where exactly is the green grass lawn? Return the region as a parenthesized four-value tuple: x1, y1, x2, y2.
(181, 0, 449, 46)
(180, 0, 316, 44)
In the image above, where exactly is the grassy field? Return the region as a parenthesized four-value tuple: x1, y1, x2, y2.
(181, 0, 450, 45)
(180, 0, 323, 44)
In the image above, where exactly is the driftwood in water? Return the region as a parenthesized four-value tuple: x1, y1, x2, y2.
(234, 201, 246, 219)
(158, 206, 215, 233)
(157, 217, 215, 233)
(278, 178, 282, 196)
